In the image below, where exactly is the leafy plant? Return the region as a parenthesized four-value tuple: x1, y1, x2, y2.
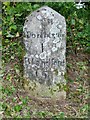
(52, 112, 65, 119)
(14, 105, 22, 112)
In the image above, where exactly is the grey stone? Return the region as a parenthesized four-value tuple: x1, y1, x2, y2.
(23, 6, 66, 99)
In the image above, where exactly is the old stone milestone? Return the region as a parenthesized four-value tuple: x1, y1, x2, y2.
(23, 6, 66, 99)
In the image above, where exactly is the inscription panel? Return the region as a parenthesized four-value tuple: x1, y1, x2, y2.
(23, 6, 66, 86)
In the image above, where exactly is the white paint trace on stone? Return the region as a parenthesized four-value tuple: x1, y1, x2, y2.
(40, 25, 42, 29)
(62, 49, 65, 56)
(56, 41, 62, 48)
(43, 42, 47, 47)
(51, 68, 54, 72)
(62, 28, 66, 34)
(50, 24, 60, 33)
(32, 64, 39, 68)
(43, 38, 50, 47)
(49, 15, 54, 19)
(28, 66, 30, 69)
(35, 45, 38, 48)
(23, 25, 27, 30)
(45, 38, 50, 43)
(41, 10, 47, 14)
(57, 24, 62, 29)
(36, 15, 42, 20)
(58, 72, 61, 76)
(62, 72, 65, 75)
(61, 66, 65, 71)
(52, 47, 58, 52)
(32, 64, 35, 68)
(53, 38, 60, 43)
(35, 54, 39, 58)
(39, 51, 46, 60)
(30, 55, 34, 58)
(41, 10, 50, 18)
(54, 19, 59, 25)
(47, 50, 51, 56)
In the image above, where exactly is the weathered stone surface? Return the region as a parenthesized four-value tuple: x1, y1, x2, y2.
(23, 6, 66, 99)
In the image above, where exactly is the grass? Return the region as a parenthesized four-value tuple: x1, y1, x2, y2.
(1, 41, 89, 119)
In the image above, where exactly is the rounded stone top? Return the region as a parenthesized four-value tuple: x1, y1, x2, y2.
(24, 6, 66, 27)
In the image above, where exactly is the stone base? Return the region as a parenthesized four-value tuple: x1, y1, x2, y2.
(23, 79, 66, 100)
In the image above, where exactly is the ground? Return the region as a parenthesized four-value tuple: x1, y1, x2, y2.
(1, 46, 89, 119)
